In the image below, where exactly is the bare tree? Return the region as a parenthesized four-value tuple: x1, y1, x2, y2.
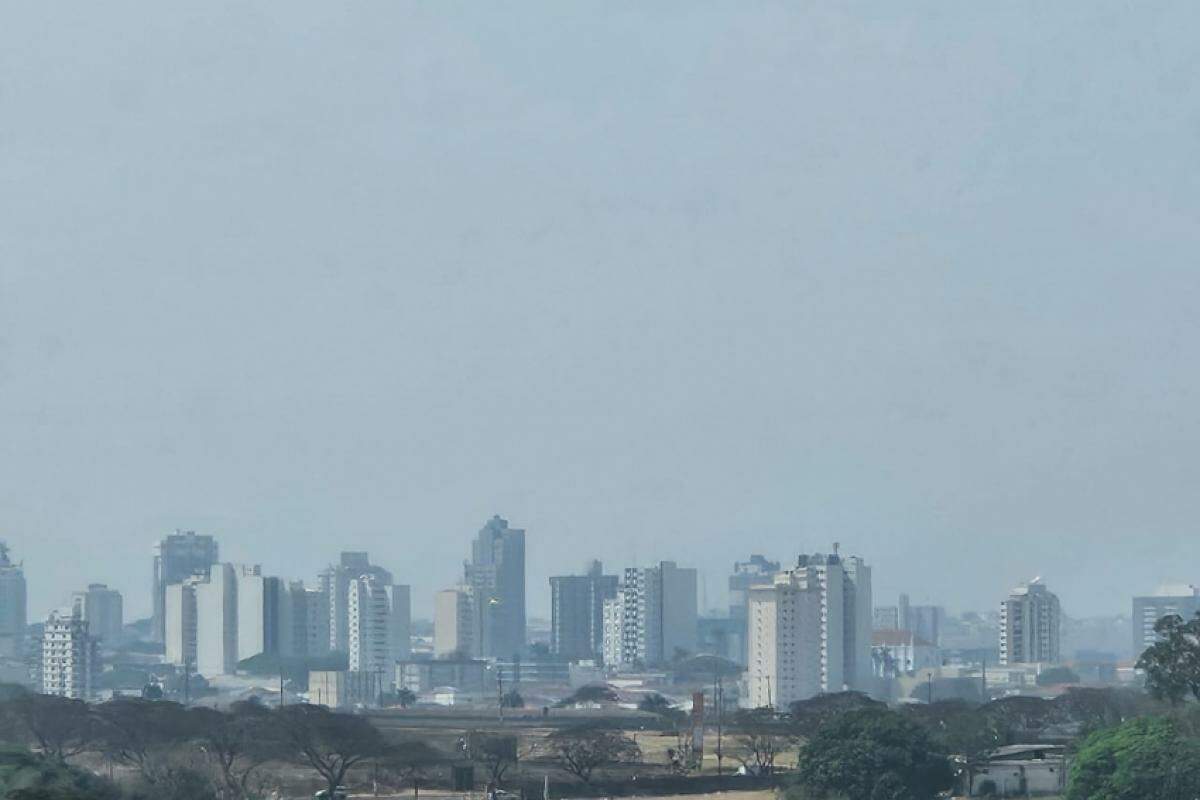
(544, 724, 641, 784)
(190, 701, 280, 799)
(94, 698, 195, 785)
(467, 732, 520, 786)
(379, 740, 447, 800)
(277, 704, 388, 798)
(728, 708, 795, 776)
(3, 692, 98, 762)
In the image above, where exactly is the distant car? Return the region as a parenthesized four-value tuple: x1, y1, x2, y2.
(313, 787, 348, 799)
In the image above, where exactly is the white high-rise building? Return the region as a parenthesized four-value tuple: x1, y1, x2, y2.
(349, 574, 391, 674)
(0, 542, 27, 659)
(195, 563, 238, 677)
(164, 577, 200, 668)
(601, 561, 698, 668)
(321, 553, 392, 655)
(234, 565, 282, 663)
(1000, 579, 1061, 665)
(42, 608, 98, 700)
(72, 583, 124, 643)
(745, 550, 873, 707)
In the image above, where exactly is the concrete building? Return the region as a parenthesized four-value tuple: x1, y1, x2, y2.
(152, 530, 218, 643)
(71, 584, 123, 643)
(1132, 584, 1200, 659)
(320, 552, 392, 655)
(728, 555, 780, 665)
(964, 745, 1067, 797)
(746, 550, 873, 707)
(602, 561, 697, 668)
(308, 669, 384, 709)
(348, 574, 391, 675)
(874, 597, 943, 646)
(164, 577, 200, 668)
(873, 606, 900, 630)
(549, 561, 619, 662)
(434, 587, 474, 657)
(601, 590, 625, 667)
(747, 569, 825, 707)
(388, 584, 411, 662)
(464, 515, 526, 659)
(1000, 580, 1061, 666)
(0, 542, 27, 659)
(235, 565, 282, 662)
(195, 563, 238, 677)
(42, 608, 98, 700)
(871, 629, 939, 678)
(396, 658, 490, 696)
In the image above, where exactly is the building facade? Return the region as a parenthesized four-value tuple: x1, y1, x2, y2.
(434, 587, 474, 657)
(1000, 580, 1061, 665)
(71, 584, 123, 643)
(321, 552, 393, 655)
(1132, 585, 1200, 659)
(549, 561, 619, 662)
(42, 609, 98, 700)
(195, 563, 238, 676)
(602, 561, 698, 668)
(464, 515, 526, 659)
(152, 530, 218, 643)
(0, 542, 27, 658)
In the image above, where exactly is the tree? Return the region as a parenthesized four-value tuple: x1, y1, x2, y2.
(395, 688, 417, 708)
(545, 725, 640, 784)
(789, 691, 886, 734)
(555, 684, 619, 708)
(378, 740, 447, 800)
(501, 689, 524, 708)
(189, 701, 281, 799)
(1136, 613, 1200, 705)
(2, 692, 97, 762)
(900, 700, 997, 760)
(1036, 666, 1081, 686)
(93, 698, 195, 785)
(0, 745, 121, 800)
(1068, 716, 1200, 800)
(795, 708, 953, 800)
(467, 732, 520, 786)
(277, 704, 388, 799)
(728, 708, 795, 776)
(638, 693, 685, 728)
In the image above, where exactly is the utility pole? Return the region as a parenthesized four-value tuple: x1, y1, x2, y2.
(927, 672, 933, 705)
(279, 663, 285, 708)
(497, 668, 505, 723)
(183, 659, 191, 706)
(715, 671, 724, 776)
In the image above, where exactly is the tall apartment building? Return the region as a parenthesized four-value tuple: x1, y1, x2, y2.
(1000, 580, 1061, 665)
(320, 552, 392, 654)
(746, 550, 873, 707)
(1132, 584, 1200, 659)
(873, 595, 943, 646)
(602, 561, 697, 668)
(195, 563, 238, 676)
(347, 576, 409, 674)
(0, 542, 27, 658)
(549, 561, 619, 662)
(464, 516, 526, 659)
(42, 609, 98, 700)
(235, 565, 282, 663)
(281, 581, 331, 658)
(164, 577, 201, 668)
(729, 555, 780, 665)
(152, 530, 218, 642)
(71, 583, 123, 643)
(434, 586, 474, 657)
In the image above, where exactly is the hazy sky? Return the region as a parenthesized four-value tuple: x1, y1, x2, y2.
(3, 1, 1198, 623)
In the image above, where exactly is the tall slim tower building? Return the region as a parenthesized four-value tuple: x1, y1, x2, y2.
(464, 516, 526, 659)
(1000, 579, 1061, 665)
(550, 561, 618, 662)
(42, 608, 98, 700)
(729, 555, 780, 664)
(321, 552, 392, 654)
(0, 542, 27, 658)
(195, 563, 238, 677)
(152, 531, 218, 643)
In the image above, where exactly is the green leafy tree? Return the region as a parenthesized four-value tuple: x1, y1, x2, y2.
(0, 745, 121, 800)
(501, 689, 524, 709)
(1136, 613, 1200, 705)
(795, 708, 953, 800)
(1068, 716, 1200, 800)
(395, 688, 417, 708)
(555, 684, 619, 708)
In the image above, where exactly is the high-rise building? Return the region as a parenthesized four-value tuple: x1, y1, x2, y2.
(280, 581, 330, 658)
(152, 531, 218, 643)
(746, 550, 873, 706)
(1132, 584, 1200, 659)
(388, 584, 412, 662)
(0, 542, 27, 658)
(434, 587, 474, 657)
(873, 606, 900, 631)
(602, 561, 697, 668)
(464, 516, 526, 659)
(71, 583, 123, 643)
(164, 577, 201, 668)
(234, 565, 282, 663)
(320, 552, 392, 654)
(1000, 579, 1061, 665)
(42, 608, 98, 700)
(728, 555, 780, 665)
(549, 561, 619, 662)
(195, 563, 238, 677)
(349, 574, 391, 675)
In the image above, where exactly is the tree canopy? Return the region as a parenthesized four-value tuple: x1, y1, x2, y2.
(1136, 613, 1200, 705)
(1068, 716, 1200, 800)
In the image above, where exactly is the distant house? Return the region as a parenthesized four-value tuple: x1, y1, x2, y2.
(964, 744, 1067, 797)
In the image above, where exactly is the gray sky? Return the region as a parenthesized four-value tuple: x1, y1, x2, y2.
(2, 1, 1198, 622)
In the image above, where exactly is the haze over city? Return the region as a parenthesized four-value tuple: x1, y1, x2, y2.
(4, 0, 1199, 626)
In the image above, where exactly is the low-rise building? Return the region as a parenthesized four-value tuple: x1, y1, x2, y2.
(308, 669, 386, 709)
(871, 629, 939, 678)
(396, 658, 490, 698)
(964, 745, 1067, 797)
